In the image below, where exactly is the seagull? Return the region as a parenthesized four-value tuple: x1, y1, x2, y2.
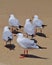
(32, 15, 43, 33)
(17, 33, 39, 58)
(24, 19, 37, 39)
(2, 26, 13, 45)
(8, 14, 23, 31)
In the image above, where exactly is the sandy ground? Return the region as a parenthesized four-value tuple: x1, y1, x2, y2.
(0, 0, 52, 65)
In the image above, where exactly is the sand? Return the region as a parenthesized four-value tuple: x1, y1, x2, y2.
(0, 0, 52, 65)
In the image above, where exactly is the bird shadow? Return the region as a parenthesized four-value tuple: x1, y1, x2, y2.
(12, 30, 21, 34)
(36, 32, 47, 38)
(19, 25, 24, 29)
(42, 24, 47, 28)
(20, 54, 48, 59)
(5, 44, 16, 50)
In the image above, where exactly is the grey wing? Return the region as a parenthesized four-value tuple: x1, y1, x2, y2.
(9, 19, 16, 26)
(21, 38, 35, 48)
(9, 18, 20, 26)
(16, 18, 20, 26)
(38, 19, 43, 25)
(2, 31, 13, 41)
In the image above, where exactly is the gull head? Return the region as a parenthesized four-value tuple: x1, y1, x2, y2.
(26, 19, 30, 22)
(9, 14, 15, 18)
(4, 26, 10, 32)
(17, 33, 23, 38)
(34, 15, 38, 19)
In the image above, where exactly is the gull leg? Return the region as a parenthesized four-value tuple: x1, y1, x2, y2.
(26, 50, 28, 54)
(40, 28, 42, 33)
(24, 50, 25, 54)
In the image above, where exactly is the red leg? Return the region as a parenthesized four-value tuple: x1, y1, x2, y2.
(24, 50, 25, 54)
(40, 28, 42, 33)
(26, 50, 28, 54)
